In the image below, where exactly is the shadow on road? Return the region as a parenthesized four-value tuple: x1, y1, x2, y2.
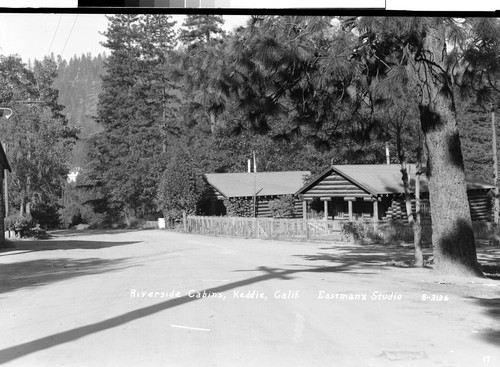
(469, 296, 500, 347)
(297, 244, 432, 269)
(49, 229, 150, 238)
(0, 257, 135, 294)
(0, 239, 141, 255)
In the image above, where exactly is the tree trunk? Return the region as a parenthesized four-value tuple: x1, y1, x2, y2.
(400, 162, 425, 267)
(417, 22, 481, 276)
(400, 161, 415, 225)
(414, 168, 424, 267)
(209, 110, 216, 134)
(491, 108, 499, 224)
(20, 196, 25, 216)
(395, 123, 423, 266)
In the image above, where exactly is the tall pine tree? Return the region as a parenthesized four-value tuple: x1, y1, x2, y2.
(90, 15, 178, 221)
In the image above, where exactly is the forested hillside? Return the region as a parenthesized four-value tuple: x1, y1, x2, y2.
(53, 53, 107, 166)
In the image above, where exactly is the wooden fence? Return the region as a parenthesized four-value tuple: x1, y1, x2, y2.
(185, 216, 346, 241)
(184, 216, 498, 245)
(184, 216, 423, 242)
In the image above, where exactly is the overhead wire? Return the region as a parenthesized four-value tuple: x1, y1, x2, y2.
(47, 14, 63, 56)
(60, 14, 79, 58)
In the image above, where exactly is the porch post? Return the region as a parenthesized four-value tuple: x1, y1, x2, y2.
(344, 197, 356, 244)
(320, 197, 330, 221)
(344, 198, 355, 221)
(372, 197, 379, 231)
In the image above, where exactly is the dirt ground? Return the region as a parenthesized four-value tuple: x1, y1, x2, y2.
(1, 229, 500, 367)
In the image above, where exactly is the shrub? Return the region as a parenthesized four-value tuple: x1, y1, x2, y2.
(23, 228, 50, 240)
(340, 222, 366, 242)
(223, 197, 254, 217)
(31, 203, 61, 229)
(269, 195, 296, 218)
(4, 215, 32, 237)
(157, 149, 204, 222)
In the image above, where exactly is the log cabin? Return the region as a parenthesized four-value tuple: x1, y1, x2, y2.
(296, 164, 495, 222)
(203, 171, 311, 218)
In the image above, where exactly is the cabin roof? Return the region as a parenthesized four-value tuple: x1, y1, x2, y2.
(204, 171, 311, 198)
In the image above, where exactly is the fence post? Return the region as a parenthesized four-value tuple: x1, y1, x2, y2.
(182, 211, 187, 232)
(303, 200, 309, 240)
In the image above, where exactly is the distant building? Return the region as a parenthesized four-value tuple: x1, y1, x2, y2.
(204, 171, 311, 217)
(0, 142, 11, 243)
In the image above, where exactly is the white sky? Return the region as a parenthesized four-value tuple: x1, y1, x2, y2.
(0, 13, 250, 63)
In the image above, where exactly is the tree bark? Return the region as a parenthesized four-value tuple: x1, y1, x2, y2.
(395, 122, 423, 267)
(20, 196, 25, 217)
(414, 167, 424, 267)
(491, 108, 499, 224)
(416, 21, 481, 276)
(209, 110, 216, 134)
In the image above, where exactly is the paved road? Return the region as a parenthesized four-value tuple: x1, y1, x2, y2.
(1, 230, 499, 366)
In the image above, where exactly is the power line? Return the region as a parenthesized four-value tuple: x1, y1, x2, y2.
(47, 14, 63, 56)
(60, 14, 78, 58)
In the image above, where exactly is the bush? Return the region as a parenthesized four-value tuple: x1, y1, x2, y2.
(23, 228, 50, 240)
(4, 215, 32, 237)
(269, 195, 296, 218)
(223, 197, 254, 217)
(157, 149, 204, 222)
(31, 203, 61, 229)
(341, 222, 366, 242)
(78, 205, 115, 229)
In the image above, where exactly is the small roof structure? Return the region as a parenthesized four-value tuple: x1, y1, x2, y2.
(205, 171, 311, 199)
(0, 142, 11, 172)
(297, 164, 494, 197)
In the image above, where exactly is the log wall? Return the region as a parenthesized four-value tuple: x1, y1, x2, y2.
(384, 190, 491, 222)
(302, 171, 370, 200)
(254, 196, 304, 218)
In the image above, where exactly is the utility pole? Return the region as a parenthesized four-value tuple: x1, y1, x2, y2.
(4, 143, 8, 217)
